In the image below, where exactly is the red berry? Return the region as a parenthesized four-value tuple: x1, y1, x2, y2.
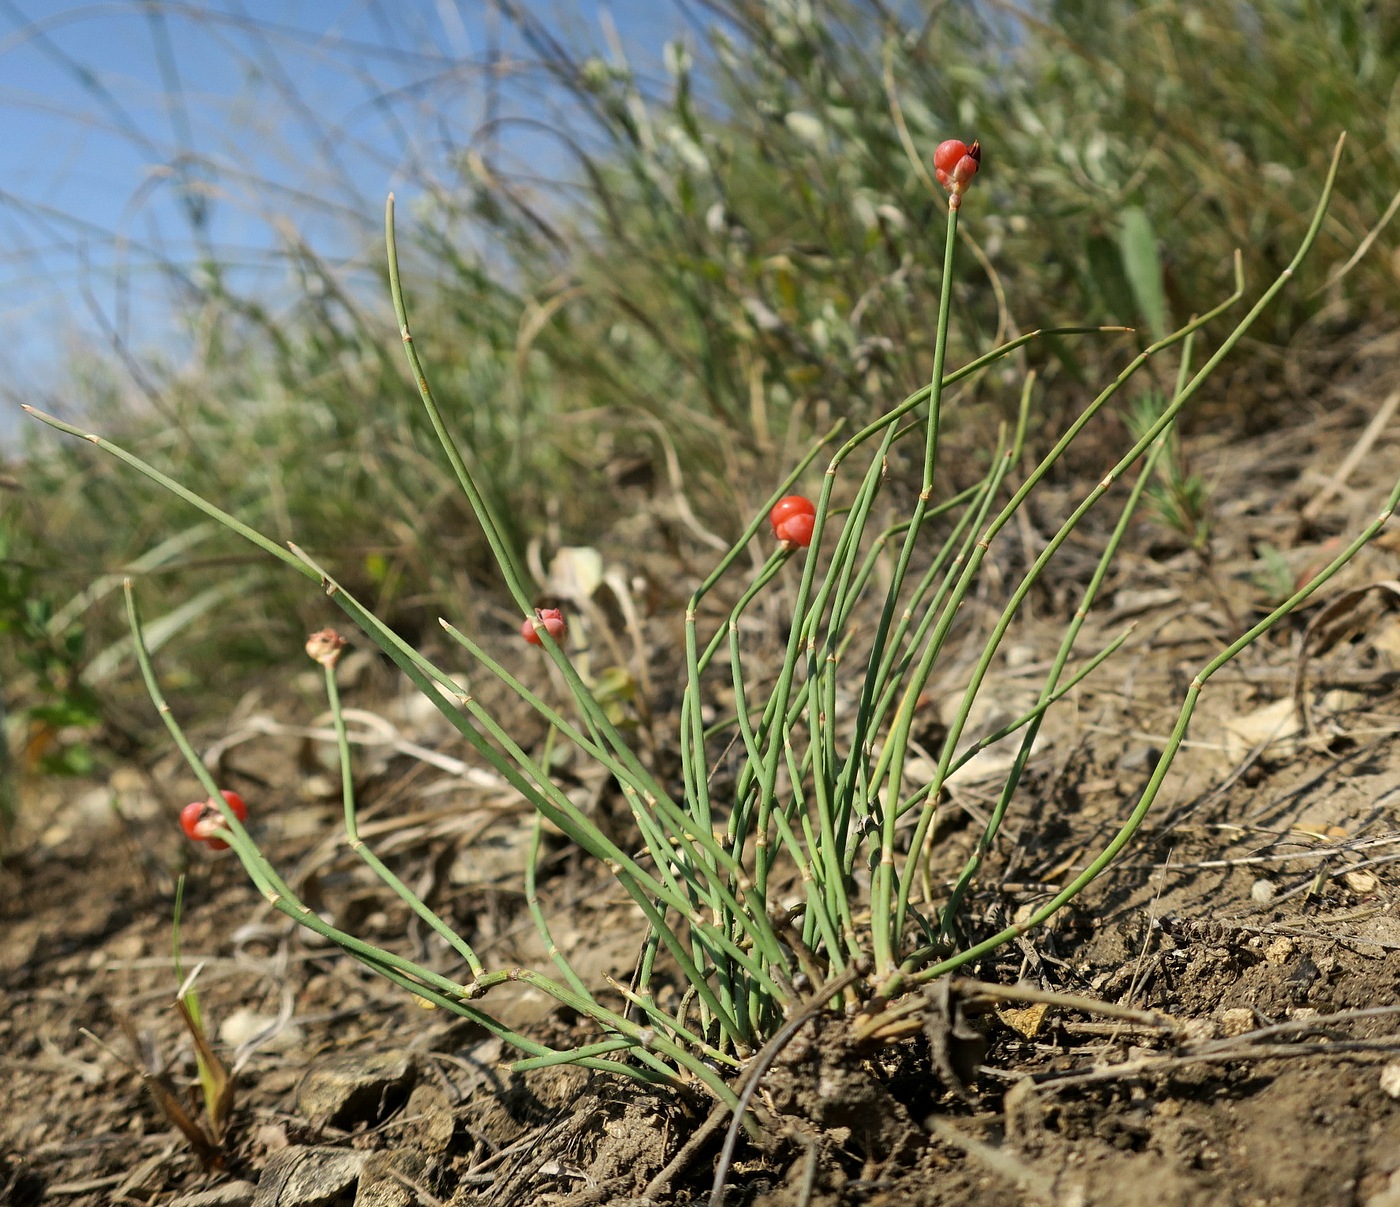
(934, 138, 981, 207)
(769, 495, 816, 547)
(521, 607, 568, 646)
(180, 790, 247, 850)
(934, 139, 968, 174)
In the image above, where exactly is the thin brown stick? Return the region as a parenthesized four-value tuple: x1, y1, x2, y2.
(643, 1102, 729, 1202)
(1030, 1004, 1400, 1091)
(1302, 387, 1400, 520)
(856, 978, 1181, 1042)
(951, 979, 1181, 1031)
(709, 967, 864, 1207)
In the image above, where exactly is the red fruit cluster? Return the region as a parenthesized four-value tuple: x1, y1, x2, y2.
(934, 139, 981, 208)
(769, 495, 816, 548)
(521, 607, 568, 646)
(180, 790, 248, 851)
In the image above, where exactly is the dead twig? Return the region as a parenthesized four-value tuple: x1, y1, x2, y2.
(642, 1101, 729, 1202)
(1028, 1003, 1400, 1092)
(953, 979, 1181, 1031)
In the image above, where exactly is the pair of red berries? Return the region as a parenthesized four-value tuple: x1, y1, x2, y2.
(934, 138, 981, 208)
(770, 495, 816, 548)
(180, 790, 247, 851)
(521, 607, 568, 645)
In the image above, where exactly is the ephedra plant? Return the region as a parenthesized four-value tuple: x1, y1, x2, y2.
(28, 134, 1399, 1111)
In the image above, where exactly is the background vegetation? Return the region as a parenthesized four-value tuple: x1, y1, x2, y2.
(4, 0, 1398, 788)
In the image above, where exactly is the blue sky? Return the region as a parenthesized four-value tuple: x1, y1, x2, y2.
(0, 0, 678, 443)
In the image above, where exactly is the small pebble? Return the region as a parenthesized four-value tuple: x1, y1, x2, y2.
(1182, 1018, 1216, 1043)
(1220, 1007, 1254, 1037)
(219, 1009, 303, 1053)
(1345, 871, 1378, 894)
(1381, 1062, 1400, 1100)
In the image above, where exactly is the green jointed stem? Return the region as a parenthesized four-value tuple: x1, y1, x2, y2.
(386, 197, 677, 830)
(397, 195, 799, 1016)
(867, 286, 1241, 946)
(633, 924, 663, 1025)
(360, 642, 764, 1045)
(324, 661, 486, 977)
(869, 200, 961, 974)
(934, 623, 1133, 788)
(834, 457, 1008, 853)
(127, 584, 496, 1005)
(22, 410, 316, 582)
(437, 618, 668, 810)
(385, 195, 531, 603)
(894, 467, 1400, 997)
(437, 618, 740, 930)
(287, 550, 778, 1026)
(816, 325, 1118, 477)
(525, 812, 601, 1003)
(466, 965, 722, 1095)
(933, 436, 1167, 940)
(885, 627, 1134, 830)
(747, 437, 884, 932)
(728, 449, 889, 913)
(767, 789, 849, 974)
(460, 683, 780, 1006)
(727, 555, 803, 977)
(802, 435, 904, 870)
(132, 581, 724, 1088)
(680, 419, 849, 919)
(512, 1040, 642, 1071)
(439, 617, 713, 916)
(288, 557, 677, 922)
(604, 976, 744, 1069)
(892, 136, 1346, 947)
(850, 421, 1016, 804)
(348, 947, 667, 1085)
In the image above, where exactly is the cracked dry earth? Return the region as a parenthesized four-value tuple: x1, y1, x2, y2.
(6, 349, 1400, 1206)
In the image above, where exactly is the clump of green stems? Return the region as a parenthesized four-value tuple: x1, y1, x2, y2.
(26, 134, 1397, 1106)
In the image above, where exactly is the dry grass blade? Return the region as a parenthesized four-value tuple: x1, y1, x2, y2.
(81, 1023, 225, 1171)
(1302, 387, 1400, 521)
(174, 995, 236, 1144)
